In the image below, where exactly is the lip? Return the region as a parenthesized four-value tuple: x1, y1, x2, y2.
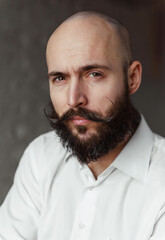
(70, 116, 90, 125)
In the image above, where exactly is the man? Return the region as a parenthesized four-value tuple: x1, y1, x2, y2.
(0, 11, 165, 240)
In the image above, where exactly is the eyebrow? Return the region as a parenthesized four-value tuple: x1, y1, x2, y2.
(48, 71, 64, 78)
(80, 64, 111, 71)
(47, 64, 111, 78)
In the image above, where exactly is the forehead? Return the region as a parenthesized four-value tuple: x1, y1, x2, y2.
(46, 17, 122, 72)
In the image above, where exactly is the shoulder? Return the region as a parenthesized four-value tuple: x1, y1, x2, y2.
(28, 131, 66, 155)
(152, 133, 165, 162)
(20, 131, 70, 177)
(28, 131, 59, 151)
(30, 130, 69, 159)
(148, 133, 165, 188)
(29, 130, 61, 148)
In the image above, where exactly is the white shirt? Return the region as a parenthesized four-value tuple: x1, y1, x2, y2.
(0, 117, 165, 240)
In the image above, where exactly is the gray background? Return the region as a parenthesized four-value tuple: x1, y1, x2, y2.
(0, 0, 165, 204)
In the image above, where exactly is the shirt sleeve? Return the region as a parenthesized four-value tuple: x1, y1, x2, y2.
(149, 204, 165, 240)
(0, 142, 42, 240)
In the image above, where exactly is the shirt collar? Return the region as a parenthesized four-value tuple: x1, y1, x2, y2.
(112, 116, 154, 184)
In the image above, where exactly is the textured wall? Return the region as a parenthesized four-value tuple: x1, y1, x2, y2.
(0, 0, 165, 204)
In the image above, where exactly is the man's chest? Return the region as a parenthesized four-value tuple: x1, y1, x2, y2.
(37, 166, 163, 240)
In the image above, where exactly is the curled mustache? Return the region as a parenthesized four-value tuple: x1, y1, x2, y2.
(44, 104, 115, 124)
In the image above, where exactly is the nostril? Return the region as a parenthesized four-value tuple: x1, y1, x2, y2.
(68, 101, 83, 109)
(77, 102, 83, 107)
(67, 94, 88, 108)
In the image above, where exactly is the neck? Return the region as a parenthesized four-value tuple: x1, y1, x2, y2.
(86, 110, 141, 179)
(87, 133, 131, 179)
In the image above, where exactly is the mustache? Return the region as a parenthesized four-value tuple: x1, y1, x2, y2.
(45, 106, 115, 124)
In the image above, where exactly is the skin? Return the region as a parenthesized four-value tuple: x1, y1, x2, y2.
(46, 14, 142, 179)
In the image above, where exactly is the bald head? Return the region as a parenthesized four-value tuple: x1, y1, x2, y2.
(46, 11, 132, 69)
(65, 11, 132, 66)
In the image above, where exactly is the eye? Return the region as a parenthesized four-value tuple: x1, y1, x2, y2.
(88, 72, 102, 78)
(53, 76, 65, 82)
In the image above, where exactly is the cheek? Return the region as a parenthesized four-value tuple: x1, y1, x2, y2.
(50, 90, 67, 116)
(89, 82, 125, 113)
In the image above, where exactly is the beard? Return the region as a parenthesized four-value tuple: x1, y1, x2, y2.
(45, 84, 141, 164)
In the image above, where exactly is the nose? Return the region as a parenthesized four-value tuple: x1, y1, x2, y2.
(67, 78, 88, 109)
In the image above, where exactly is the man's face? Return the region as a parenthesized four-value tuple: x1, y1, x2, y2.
(47, 17, 126, 135)
(46, 17, 140, 163)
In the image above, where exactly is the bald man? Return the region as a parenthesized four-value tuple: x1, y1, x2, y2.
(0, 11, 165, 240)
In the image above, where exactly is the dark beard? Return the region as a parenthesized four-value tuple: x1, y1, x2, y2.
(44, 89, 141, 164)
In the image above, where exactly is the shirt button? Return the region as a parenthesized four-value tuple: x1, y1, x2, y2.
(79, 223, 85, 229)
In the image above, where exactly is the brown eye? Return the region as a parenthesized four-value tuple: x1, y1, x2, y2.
(89, 72, 102, 78)
(53, 76, 65, 82)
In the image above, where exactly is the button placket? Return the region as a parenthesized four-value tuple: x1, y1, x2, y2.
(70, 187, 97, 240)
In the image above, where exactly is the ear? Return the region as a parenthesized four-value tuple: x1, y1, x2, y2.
(128, 61, 142, 95)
